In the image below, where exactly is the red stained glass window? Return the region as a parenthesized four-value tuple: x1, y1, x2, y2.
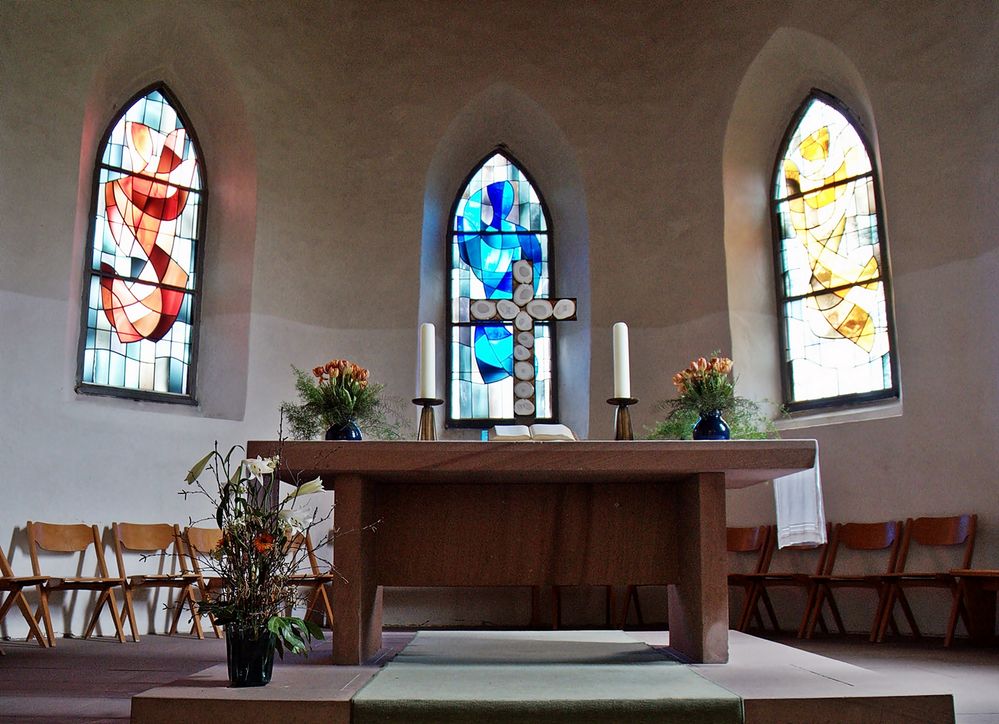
(79, 85, 205, 400)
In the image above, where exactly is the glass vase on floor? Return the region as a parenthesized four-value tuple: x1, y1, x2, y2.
(225, 626, 277, 687)
(692, 410, 731, 440)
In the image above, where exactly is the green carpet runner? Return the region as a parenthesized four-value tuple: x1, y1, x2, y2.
(353, 630, 743, 723)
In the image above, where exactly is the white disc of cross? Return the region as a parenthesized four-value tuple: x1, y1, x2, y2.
(469, 259, 576, 418)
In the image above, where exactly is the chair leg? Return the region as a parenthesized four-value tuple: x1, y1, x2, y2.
(83, 590, 108, 639)
(736, 583, 755, 632)
(317, 584, 334, 629)
(944, 583, 964, 648)
(760, 589, 780, 630)
(869, 586, 890, 642)
(799, 584, 822, 639)
(84, 589, 128, 642)
(895, 588, 921, 639)
(37, 589, 56, 647)
(121, 588, 141, 643)
(875, 584, 897, 643)
(824, 589, 847, 636)
(10, 591, 47, 648)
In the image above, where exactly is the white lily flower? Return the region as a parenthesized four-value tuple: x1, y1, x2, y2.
(243, 456, 276, 482)
(279, 507, 315, 536)
(284, 477, 324, 502)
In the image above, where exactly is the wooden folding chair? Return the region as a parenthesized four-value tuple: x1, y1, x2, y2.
(180, 526, 224, 638)
(112, 523, 204, 641)
(727, 525, 775, 632)
(286, 531, 335, 628)
(740, 526, 830, 637)
(876, 514, 976, 645)
(0, 546, 50, 649)
(26, 521, 128, 646)
(802, 520, 903, 640)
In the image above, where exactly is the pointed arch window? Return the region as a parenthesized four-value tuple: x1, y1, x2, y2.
(772, 90, 898, 410)
(447, 150, 558, 425)
(77, 85, 205, 402)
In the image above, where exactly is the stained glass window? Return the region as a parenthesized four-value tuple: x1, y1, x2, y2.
(772, 91, 898, 409)
(78, 86, 204, 400)
(448, 151, 557, 424)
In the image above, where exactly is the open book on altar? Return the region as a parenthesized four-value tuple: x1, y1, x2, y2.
(488, 424, 577, 441)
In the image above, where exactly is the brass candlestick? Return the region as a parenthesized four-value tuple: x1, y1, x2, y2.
(607, 397, 638, 441)
(413, 398, 444, 440)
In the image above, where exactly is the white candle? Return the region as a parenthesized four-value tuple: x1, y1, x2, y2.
(418, 323, 436, 399)
(613, 322, 631, 398)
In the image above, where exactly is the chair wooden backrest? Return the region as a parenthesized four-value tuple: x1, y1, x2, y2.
(823, 520, 903, 576)
(765, 532, 829, 576)
(181, 526, 223, 577)
(112, 522, 187, 578)
(727, 525, 773, 575)
(27, 522, 112, 578)
(895, 514, 976, 574)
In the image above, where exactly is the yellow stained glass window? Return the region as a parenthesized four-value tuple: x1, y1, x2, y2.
(772, 92, 898, 408)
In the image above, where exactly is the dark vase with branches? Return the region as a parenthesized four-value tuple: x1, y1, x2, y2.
(183, 446, 329, 687)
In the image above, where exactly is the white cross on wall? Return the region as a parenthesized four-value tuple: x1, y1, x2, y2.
(468, 259, 576, 419)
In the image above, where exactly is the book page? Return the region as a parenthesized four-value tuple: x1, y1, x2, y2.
(488, 425, 533, 441)
(528, 423, 576, 441)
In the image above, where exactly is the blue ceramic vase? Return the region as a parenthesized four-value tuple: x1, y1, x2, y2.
(692, 410, 731, 440)
(325, 419, 362, 441)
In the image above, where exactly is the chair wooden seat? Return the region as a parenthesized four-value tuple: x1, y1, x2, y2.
(27, 521, 128, 646)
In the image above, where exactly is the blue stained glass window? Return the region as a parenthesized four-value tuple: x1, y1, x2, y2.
(448, 151, 554, 423)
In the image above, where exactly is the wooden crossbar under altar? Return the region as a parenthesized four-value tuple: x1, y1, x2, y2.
(246, 439, 816, 665)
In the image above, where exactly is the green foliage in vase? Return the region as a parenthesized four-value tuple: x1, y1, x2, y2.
(646, 353, 781, 440)
(646, 397, 780, 440)
(280, 359, 406, 440)
(183, 445, 328, 657)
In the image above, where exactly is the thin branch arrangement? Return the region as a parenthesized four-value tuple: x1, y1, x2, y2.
(182, 443, 331, 657)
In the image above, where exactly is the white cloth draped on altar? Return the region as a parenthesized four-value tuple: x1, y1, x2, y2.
(773, 442, 827, 548)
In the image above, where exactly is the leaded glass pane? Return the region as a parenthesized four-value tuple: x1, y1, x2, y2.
(449, 323, 553, 421)
(81, 87, 202, 397)
(448, 152, 555, 423)
(773, 94, 895, 407)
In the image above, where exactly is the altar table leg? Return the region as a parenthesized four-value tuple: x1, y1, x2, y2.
(666, 472, 728, 663)
(331, 474, 382, 665)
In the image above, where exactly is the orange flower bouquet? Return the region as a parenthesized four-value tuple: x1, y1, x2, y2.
(282, 359, 402, 440)
(649, 353, 779, 440)
(671, 355, 735, 416)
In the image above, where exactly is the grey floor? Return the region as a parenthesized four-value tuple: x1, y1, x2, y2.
(0, 631, 996, 723)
